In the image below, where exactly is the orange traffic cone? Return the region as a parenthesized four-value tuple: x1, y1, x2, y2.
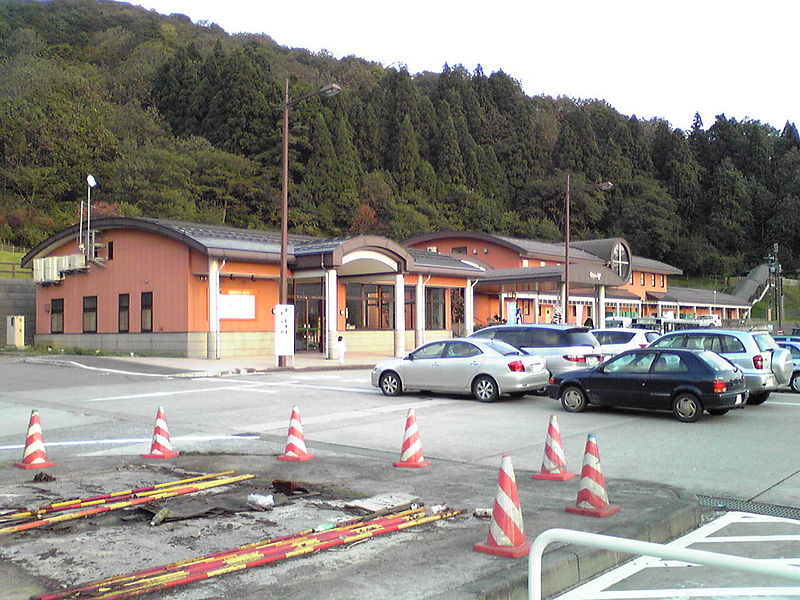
(474, 454, 531, 558)
(141, 406, 180, 459)
(533, 415, 574, 481)
(565, 433, 620, 518)
(277, 405, 314, 462)
(393, 408, 430, 468)
(14, 410, 55, 469)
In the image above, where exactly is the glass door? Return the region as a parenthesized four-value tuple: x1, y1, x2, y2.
(294, 298, 324, 352)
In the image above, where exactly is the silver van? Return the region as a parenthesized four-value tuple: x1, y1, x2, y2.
(469, 324, 603, 376)
(650, 329, 792, 404)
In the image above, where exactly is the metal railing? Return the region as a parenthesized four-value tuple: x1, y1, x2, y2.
(528, 528, 800, 600)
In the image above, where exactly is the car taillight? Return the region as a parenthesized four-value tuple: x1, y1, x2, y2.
(508, 360, 525, 372)
(563, 354, 587, 363)
(712, 380, 727, 394)
(549, 376, 556, 384)
(753, 354, 764, 370)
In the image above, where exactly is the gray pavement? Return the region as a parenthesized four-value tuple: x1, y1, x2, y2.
(0, 350, 704, 599)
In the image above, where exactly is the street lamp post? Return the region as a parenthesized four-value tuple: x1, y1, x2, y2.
(563, 177, 612, 324)
(278, 78, 341, 366)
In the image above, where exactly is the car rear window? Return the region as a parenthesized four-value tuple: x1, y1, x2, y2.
(645, 332, 660, 343)
(562, 330, 599, 347)
(484, 340, 524, 356)
(753, 333, 778, 352)
(697, 350, 736, 372)
(594, 331, 634, 345)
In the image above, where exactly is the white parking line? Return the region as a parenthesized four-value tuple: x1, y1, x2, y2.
(0, 434, 260, 452)
(84, 384, 264, 403)
(245, 398, 455, 432)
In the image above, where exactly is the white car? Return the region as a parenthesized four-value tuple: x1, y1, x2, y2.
(371, 337, 549, 402)
(696, 314, 722, 326)
(592, 328, 661, 358)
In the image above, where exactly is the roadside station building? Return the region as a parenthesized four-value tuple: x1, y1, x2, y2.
(23, 219, 751, 359)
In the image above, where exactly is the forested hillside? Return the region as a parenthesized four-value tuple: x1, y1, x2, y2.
(1, 0, 798, 276)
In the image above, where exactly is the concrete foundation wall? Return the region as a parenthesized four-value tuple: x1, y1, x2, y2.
(0, 279, 36, 346)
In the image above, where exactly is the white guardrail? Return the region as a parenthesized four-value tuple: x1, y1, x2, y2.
(528, 528, 800, 600)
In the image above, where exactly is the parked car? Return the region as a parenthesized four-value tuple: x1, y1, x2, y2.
(468, 324, 603, 376)
(773, 335, 800, 344)
(649, 329, 792, 405)
(696, 314, 722, 327)
(547, 348, 748, 422)
(777, 341, 800, 393)
(371, 338, 548, 402)
(592, 328, 660, 358)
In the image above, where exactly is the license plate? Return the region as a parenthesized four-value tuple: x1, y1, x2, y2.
(735, 394, 743, 404)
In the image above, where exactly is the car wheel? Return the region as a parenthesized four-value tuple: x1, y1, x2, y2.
(378, 371, 402, 397)
(560, 385, 587, 413)
(791, 373, 800, 394)
(672, 393, 702, 423)
(472, 375, 499, 403)
(707, 408, 729, 416)
(747, 391, 770, 405)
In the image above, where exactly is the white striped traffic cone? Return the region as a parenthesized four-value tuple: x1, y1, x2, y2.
(533, 415, 575, 481)
(393, 408, 430, 468)
(14, 410, 55, 469)
(277, 405, 314, 462)
(473, 454, 531, 558)
(142, 406, 180, 459)
(565, 433, 620, 518)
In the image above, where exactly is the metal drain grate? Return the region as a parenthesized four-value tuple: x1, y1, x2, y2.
(697, 495, 800, 520)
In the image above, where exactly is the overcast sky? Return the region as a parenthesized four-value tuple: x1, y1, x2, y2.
(127, 0, 797, 132)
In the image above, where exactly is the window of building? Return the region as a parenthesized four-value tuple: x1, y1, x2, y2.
(82, 296, 97, 333)
(141, 292, 153, 332)
(404, 287, 415, 329)
(639, 272, 645, 286)
(522, 259, 529, 267)
(50, 298, 64, 334)
(107, 241, 114, 260)
(426, 288, 446, 330)
(118, 293, 129, 333)
(451, 246, 467, 254)
(629, 273, 633, 285)
(651, 273, 656, 287)
(660, 274, 665, 288)
(610, 242, 631, 280)
(345, 284, 394, 329)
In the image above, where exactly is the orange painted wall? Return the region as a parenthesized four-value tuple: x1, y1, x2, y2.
(36, 230, 191, 334)
(185, 256, 280, 333)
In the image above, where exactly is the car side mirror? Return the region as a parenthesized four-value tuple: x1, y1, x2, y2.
(404, 353, 414, 361)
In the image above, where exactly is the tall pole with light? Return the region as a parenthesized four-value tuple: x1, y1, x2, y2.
(563, 177, 613, 324)
(83, 175, 97, 259)
(278, 79, 341, 366)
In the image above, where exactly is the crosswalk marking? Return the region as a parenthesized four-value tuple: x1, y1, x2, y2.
(556, 511, 800, 599)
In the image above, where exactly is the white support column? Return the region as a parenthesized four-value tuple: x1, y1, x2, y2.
(325, 269, 338, 360)
(499, 291, 507, 322)
(464, 280, 475, 335)
(597, 285, 606, 328)
(415, 275, 425, 347)
(394, 273, 406, 357)
(207, 257, 220, 360)
(533, 293, 539, 324)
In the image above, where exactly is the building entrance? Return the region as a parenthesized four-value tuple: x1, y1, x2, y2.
(291, 280, 325, 353)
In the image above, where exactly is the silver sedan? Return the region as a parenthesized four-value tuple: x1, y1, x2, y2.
(371, 337, 549, 402)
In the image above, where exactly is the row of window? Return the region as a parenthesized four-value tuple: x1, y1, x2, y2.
(49, 293, 152, 334)
(344, 284, 447, 330)
(630, 272, 666, 288)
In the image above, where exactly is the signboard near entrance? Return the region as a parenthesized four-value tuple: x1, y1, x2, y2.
(274, 304, 295, 357)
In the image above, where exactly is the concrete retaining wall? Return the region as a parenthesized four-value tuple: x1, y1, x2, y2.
(0, 279, 36, 346)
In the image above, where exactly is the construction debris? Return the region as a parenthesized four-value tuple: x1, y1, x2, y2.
(0, 472, 253, 537)
(345, 492, 421, 514)
(33, 505, 463, 600)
